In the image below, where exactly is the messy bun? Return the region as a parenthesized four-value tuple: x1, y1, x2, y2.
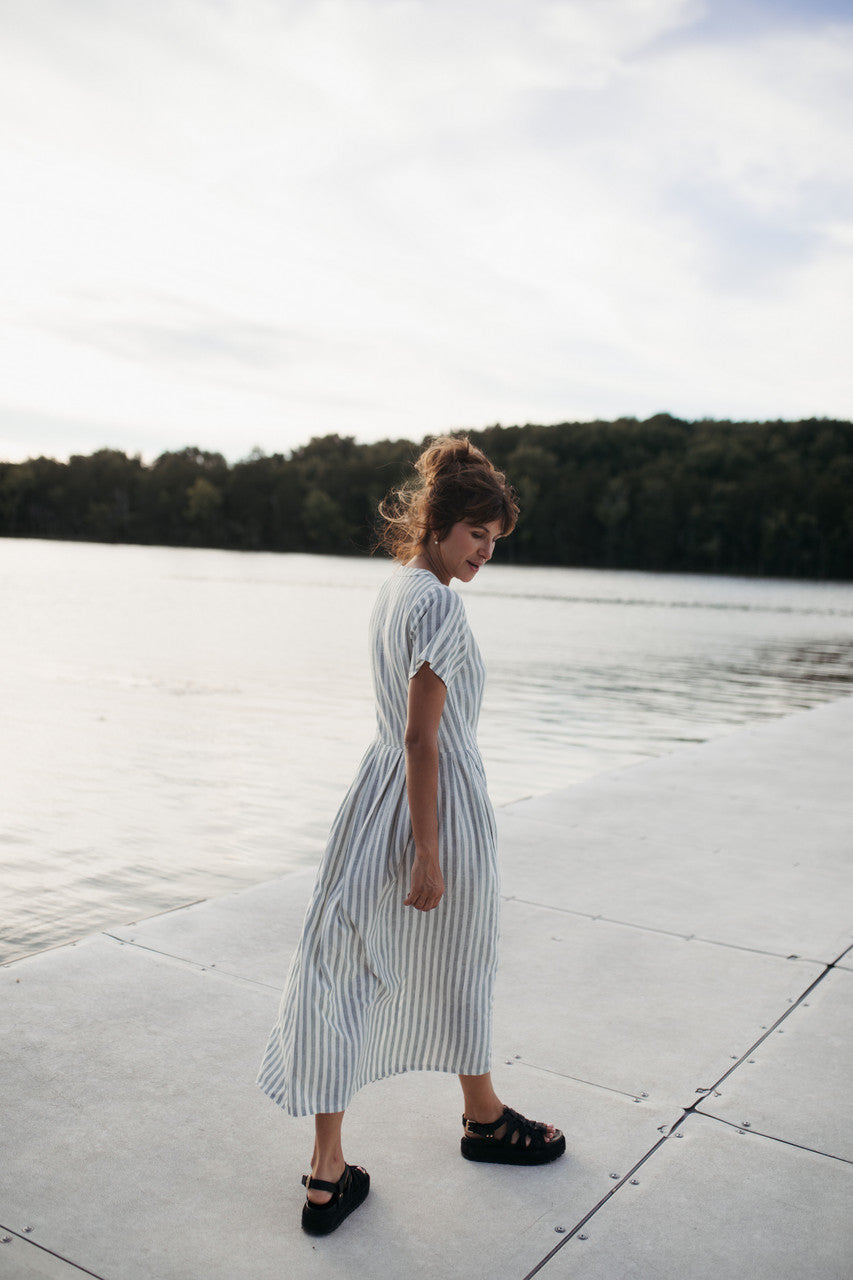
(378, 435, 519, 562)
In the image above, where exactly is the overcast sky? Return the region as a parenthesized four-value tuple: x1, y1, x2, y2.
(2, 0, 851, 463)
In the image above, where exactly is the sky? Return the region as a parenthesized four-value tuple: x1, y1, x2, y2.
(2, 0, 852, 464)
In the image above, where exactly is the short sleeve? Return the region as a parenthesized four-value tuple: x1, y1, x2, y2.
(408, 586, 468, 688)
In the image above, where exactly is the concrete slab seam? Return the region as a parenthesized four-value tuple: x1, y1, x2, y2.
(502, 895, 695, 943)
(516, 1059, 852, 1280)
(502, 895, 846, 964)
(99, 932, 281, 991)
(519, 1130, 675, 1279)
(0, 1224, 107, 1279)
(519, 949, 851, 1277)
(120, 896, 208, 926)
(500, 1056, 648, 1104)
(692, 1109, 853, 1166)
(693, 945, 850, 1102)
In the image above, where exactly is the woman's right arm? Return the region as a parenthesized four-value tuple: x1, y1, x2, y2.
(403, 662, 447, 912)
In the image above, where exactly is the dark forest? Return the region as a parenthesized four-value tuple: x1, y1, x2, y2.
(2, 415, 852, 579)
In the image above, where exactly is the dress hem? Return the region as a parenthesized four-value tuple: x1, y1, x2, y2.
(257, 1056, 494, 1119)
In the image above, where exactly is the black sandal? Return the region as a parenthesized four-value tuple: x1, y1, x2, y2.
(301, 1163, 370, 1236)
(461, 1105, 566, 1166)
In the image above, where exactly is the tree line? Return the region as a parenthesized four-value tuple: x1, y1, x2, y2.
(2, 415, 852, 579)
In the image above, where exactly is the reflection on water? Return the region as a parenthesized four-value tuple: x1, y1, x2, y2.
(2, 540, 853, 963)
(752, 640, 853, 682)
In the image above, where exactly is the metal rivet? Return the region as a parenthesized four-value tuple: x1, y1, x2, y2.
(742, 1121, 751, 1128)
(675, 1132, 684, 1139)
(578, 1234, 588, 1241)
(641, 1092, 648, 1098)
(609, 1172, 620, 1179)
(630, 1178, 640, 1186)
(730, 1054, 738, 1059)
(24, 1226, 34, 1233)
(748, 1059, 755, 1064)
(514, 1054, 521, 1060)
(1, 1237, 11, 1245)
(554, 1225, 566, 1233)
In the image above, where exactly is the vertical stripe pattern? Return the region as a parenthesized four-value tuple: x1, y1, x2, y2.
(257, 566, 500, 1117)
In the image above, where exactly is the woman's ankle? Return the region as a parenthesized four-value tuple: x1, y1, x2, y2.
(462, 1098, 503, 1125)
(306, 1157, 346, 1204)
(310, 1154, 345, 1180)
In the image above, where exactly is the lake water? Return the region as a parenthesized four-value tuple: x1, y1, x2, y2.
(3, 538, 853, 964)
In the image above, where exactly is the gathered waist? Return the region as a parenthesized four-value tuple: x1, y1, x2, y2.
(371, 735, 481, 761)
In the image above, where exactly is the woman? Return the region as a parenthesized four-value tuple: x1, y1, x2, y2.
(258, 436, 564, 1235)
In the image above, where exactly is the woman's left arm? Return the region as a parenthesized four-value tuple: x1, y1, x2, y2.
(403, 662, 447, 912)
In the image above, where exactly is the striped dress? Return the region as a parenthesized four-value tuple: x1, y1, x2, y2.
(257, 566, 500, 1117)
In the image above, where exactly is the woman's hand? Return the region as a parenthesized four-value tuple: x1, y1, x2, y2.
(404, 854, 445, 912)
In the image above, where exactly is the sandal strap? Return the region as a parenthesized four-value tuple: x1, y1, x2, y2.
(463, 1109, 504, 1138)
(463, 1106, 553, 1148)
(302, 1167, 349, 1195)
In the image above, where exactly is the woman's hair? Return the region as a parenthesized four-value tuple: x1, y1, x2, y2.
(377, 435, 519, 562)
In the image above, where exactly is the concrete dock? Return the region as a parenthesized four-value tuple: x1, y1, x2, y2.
(2, 696, 852, 1279)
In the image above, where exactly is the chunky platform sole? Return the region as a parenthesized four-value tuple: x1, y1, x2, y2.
(461, 1130, 566, 1165)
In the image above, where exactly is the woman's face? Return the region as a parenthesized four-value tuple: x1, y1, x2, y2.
(436, 518, 504, 584)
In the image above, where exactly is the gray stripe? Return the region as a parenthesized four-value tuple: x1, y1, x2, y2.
(257, 566, 499, 1116)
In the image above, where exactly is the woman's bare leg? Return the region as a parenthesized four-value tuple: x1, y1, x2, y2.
(458, 1072, 503, 1123)
(306, 1111, 346, 1204)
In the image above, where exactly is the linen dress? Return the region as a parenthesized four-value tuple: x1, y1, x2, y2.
(257, 566, 500, 1117)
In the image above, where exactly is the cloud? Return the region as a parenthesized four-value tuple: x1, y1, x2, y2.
(1, 0, 851, 462)
(45, 296, 316, 374)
